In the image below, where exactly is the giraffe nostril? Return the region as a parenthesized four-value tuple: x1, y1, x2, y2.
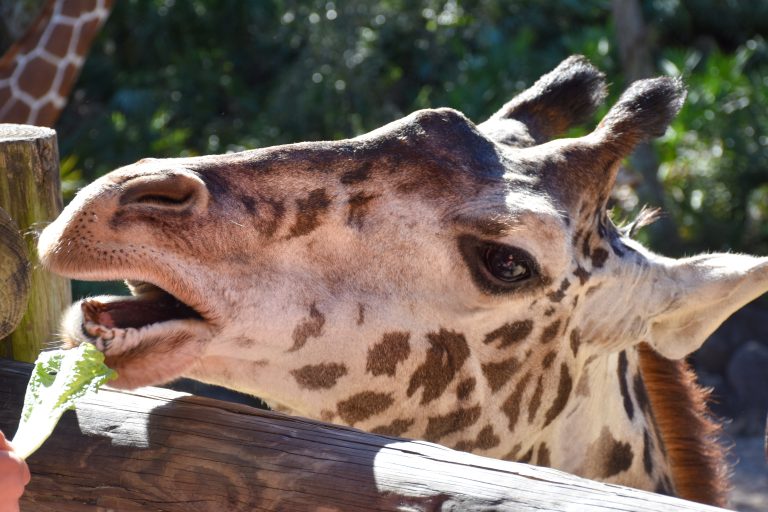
(119, 172, 208, 211)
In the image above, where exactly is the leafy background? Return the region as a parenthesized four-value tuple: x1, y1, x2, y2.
(4, 0, 766, 265)
(3, 2, 765, 251)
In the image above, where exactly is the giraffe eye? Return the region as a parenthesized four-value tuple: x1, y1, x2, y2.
(457, 234, 541, 295)
(482, 244, 534, 283)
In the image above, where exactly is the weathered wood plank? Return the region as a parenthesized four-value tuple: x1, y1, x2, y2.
(0, 124, 70, 362)
(0, 359, 726, 511)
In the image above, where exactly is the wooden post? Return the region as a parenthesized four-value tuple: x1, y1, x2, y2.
(0, 206, 30, 339)
(0, 360, 728, 512)
(0, 124, 70, 362)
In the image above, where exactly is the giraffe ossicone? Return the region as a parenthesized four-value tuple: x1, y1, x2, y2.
(39, 56, 766, 507)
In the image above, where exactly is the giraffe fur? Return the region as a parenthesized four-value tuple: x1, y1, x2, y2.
(38, 56, 766, 507)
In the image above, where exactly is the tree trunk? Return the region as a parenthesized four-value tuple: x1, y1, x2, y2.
(0, 359, 727, 512)
(612, 0, 683, 254)
(0, 124, 70, 362)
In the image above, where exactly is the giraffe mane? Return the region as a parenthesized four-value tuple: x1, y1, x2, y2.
(637, 342, 730, 507)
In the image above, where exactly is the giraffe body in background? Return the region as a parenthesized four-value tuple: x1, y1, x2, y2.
(39, 57, 768, 508)
(0, 0, 113, 126)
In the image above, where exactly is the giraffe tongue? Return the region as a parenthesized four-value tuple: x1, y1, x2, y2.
(81, 292, 200, 329)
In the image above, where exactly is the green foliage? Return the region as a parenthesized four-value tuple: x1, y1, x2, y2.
(55, 0, 768, 274)
(657, 38, 768, 253)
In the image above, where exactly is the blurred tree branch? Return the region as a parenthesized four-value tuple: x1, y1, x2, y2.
(612, 0, 682, 254)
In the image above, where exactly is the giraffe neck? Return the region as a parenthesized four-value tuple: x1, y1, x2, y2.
(187, 320, 711, 498)
(539, 347, 676, 492)
(0, 0, 113, 126)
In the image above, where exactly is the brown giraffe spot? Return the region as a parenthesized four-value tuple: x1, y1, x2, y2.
(546, 278, 571, 303)
(47, 24, 75, 58)
(0, 88, 11, 109)
(574, 265, 591, 285)
(585, 283, 603, 296)
(288, 303, 325, 352)
(518, 447, 534, 464)
(544, 307, 556, 317)
(370, 418, 415, 437)
(4, 101, 31, 122)
(423, 405, 481, 442)
(340, 163, 372, 184)
(260, 198, 286, 238)
(542, 350, 556, 369)
(291, 362, 348, 389)
(234, 336, 255, 348)
(581, 232, 593, 258)
(502, 372, 531, 430)
(633, 372, 652, 415)
(356, 303, 365, 325)
(240, 195, 257, 215)
(591, 426, 634, 478)
(643, 430, 653, 475)
(655, 475, 675, 496)
(337, 391, 394, 425)
(483, 320, 534, 349)
(475, 425, 501, 450)
(455, 424, 501, 452)
(633, 372, 667, 458)
(407, 329, 470, 405)
(366, 331, 411, 377)
(569, 329, 582, 357)
(576, 355, 598, 397)
(320, 410, 336, 422)
(20, 57, 57, 98)
(539, 319, 561, 344)
(504, 443, 522, 461)
(591, 247, 609, 268)
(617, 351, 634, 421)
(537, 443, 551, 466)
(288, 188, 331, 238)
(456, 377, 476, 400)
(453, 440, 474, 452)
(481, 357, 519, 392)
(543, 363, 573, 427)
(347, 192, 377, 228)
(527, 375, 544, 423)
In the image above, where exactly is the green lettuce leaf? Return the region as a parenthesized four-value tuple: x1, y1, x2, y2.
(12, 343, 117, 459)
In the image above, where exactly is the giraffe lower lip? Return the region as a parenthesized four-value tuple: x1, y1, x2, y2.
(81, 289, 202, 330)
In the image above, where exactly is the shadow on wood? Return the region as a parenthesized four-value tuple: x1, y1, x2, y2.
(0, 359, 726, 512)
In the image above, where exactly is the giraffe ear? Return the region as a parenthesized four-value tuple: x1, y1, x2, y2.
(646, 254, 768, 359)
(478, 55, 607, 147)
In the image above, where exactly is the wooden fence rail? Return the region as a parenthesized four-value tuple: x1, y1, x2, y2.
(0, 359, 726, 512)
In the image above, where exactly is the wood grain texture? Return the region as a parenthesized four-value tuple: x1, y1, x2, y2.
(0, 124, 70, 361)
(0, 206, 29, 339)
(0, 359, 727, 512)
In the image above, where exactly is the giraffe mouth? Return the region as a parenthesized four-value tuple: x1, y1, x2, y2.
(65, 280, 208, 349)
(81, 282, 203, 330)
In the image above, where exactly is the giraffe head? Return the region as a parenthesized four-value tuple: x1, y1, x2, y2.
(39, 56, 768, 470)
